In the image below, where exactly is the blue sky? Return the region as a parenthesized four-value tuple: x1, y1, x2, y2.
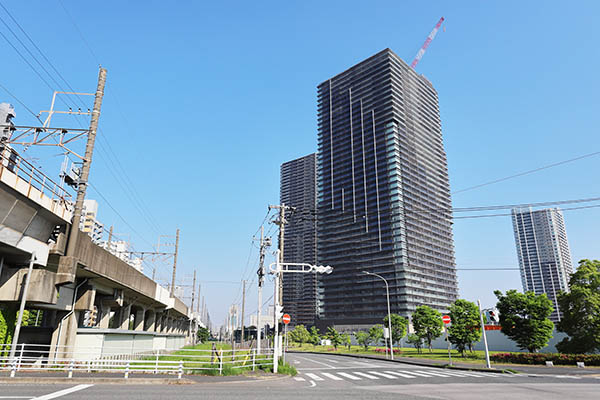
(2, 1, 599, 326)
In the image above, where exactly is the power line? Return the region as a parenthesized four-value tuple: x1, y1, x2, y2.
(453, 151, 600, 195)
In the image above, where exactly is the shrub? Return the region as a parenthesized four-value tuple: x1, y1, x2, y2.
(490, 352, 600, 366)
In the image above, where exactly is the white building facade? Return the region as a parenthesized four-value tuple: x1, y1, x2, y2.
(511, 207, 573, 322)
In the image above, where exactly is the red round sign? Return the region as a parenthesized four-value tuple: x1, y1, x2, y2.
(282, 314, 291, 324)
(442, 315, 451, 324)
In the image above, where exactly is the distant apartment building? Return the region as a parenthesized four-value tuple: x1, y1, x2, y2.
(81, 199, 104, 244)
(280, 153, 318, 327)
(317, 49, 458, 329)
(512, 207, 573, 322)
(227, 304, 239, 335)
(102, 239, 143, 273)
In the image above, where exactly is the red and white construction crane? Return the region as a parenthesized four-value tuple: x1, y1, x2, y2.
(410, 17, 445, 69)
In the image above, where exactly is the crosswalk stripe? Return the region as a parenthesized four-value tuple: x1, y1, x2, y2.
(396, 370, 437, 377)
(337, 372, 362, 380)
(415, 370, 454, 377)
(368, 371, 398, 379)
(384, 370, 417, 378)
(321, 372, 344, 381)
(353, 371, 379, 380)
(305, 373, 324, 381)
(294, 377, 305, 381)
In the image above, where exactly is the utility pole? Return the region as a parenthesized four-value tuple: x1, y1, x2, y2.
(191, 270, 197, 313)
(197, 284, 201, 313)
(241, 280, 246, 344)
(8, 254, 35, 371)
(65, 67, 106, 257)
(107, 225, 113, 249)
(256, 225, 271, 355)
(170, 228, 179, 296)
(268, 204, 294, 365)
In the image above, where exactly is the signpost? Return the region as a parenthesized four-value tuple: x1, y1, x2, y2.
(282, 314, 291, 364)
(442, 315, 452, 366)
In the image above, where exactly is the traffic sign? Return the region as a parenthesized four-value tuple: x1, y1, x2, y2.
(282, 314, 291, 325)
(442, 315, 451, 324)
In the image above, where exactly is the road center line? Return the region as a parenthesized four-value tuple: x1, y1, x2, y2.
(32, 385, 94, 400)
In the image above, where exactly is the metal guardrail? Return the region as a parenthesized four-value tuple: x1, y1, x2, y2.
(0, 343, 274, 379)
(0, 145, 72, 209)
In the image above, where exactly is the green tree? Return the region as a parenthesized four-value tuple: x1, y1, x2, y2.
(556, 259, 600, 354)
(369, 324, 384, 346)
(356, 331, 370, 350)
(341, 333, 351, 350)
(197, 326, 210, 343)
(290, 324, 310, 346)
(448, 299, 482, 357)
(406, 333, 423, 353)
(326, 327, 343, 350)
(494, 289, 554, 352)
(308, 326, 321, 347)
(383, 314, 408, 347)
(412, 305, 443, 352)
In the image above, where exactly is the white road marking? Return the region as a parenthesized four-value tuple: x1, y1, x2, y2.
(32, 385, 93, 400)
(321, 372, 344, 381)
(294, 377, 305, 381)
(305, 372, 325, 381)
(0, 397, 33, 399)
(295, 356, 336, 369)
(384, 370, 417, 378)
(337, 372, 362, 380)
(353, 371, 379, 380)
(413, 370, 453, 377)
(368, 371, 398, 379)
(396, 370, 436, 377)
(309, 380, 316, 387)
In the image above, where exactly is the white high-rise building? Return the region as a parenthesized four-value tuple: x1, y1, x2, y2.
(511, 207, 573, 322)
(80, 199, 104, 244)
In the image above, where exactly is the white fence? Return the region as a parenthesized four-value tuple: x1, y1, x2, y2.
(0, 343, 274, 379)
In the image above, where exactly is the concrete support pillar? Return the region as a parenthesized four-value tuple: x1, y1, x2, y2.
(49, 310, 80, 359)
(134, 307, 145, 331)
(119, 303, 132, 330)
(145, 310, 155, 331)
(99, 305, 111, 329)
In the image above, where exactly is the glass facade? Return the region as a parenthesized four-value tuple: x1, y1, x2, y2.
(316, 49, 458, 328)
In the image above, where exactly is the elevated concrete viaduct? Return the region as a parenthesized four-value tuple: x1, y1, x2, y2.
(0, 149, 197, 357)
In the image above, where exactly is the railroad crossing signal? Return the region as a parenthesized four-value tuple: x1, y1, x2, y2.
(442, 315, 451, 324)
(282, 314, 291, 325)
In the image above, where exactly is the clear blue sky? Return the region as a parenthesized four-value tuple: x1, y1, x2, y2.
(2, 1, 599, 327)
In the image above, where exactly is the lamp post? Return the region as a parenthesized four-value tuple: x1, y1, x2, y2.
(270, 250, 332, 373)
(362, 271, 394, 360)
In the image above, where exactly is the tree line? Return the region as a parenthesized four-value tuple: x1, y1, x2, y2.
(287, 259, 600, 355)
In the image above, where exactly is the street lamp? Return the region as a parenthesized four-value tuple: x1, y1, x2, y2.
(269, 250, 332, 373)
(362, 270, 394, 360)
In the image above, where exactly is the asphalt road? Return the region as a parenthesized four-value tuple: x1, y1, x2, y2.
(1, 352, 599, 399)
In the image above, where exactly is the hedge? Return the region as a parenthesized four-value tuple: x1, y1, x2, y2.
(490, 352, 600, 366)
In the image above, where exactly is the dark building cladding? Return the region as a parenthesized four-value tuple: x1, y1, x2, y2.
(316, 48, 458, 328)
(280, 153, 318, 327)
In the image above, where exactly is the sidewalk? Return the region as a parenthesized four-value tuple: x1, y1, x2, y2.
(0, 370, 284, 384)
(288, 350, 600, 376)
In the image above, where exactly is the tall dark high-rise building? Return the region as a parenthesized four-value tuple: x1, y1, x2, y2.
(317, 48, 458, 329)
(280, 153, 317, 327)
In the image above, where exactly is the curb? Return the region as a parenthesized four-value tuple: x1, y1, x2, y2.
(288, 350, 509, 374)
(0, 377, 195, 385)
(0, 373, 291, 385)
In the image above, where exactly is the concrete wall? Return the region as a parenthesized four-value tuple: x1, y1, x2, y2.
(72, 329, 187, 361)
(426, 329, 568, 354)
